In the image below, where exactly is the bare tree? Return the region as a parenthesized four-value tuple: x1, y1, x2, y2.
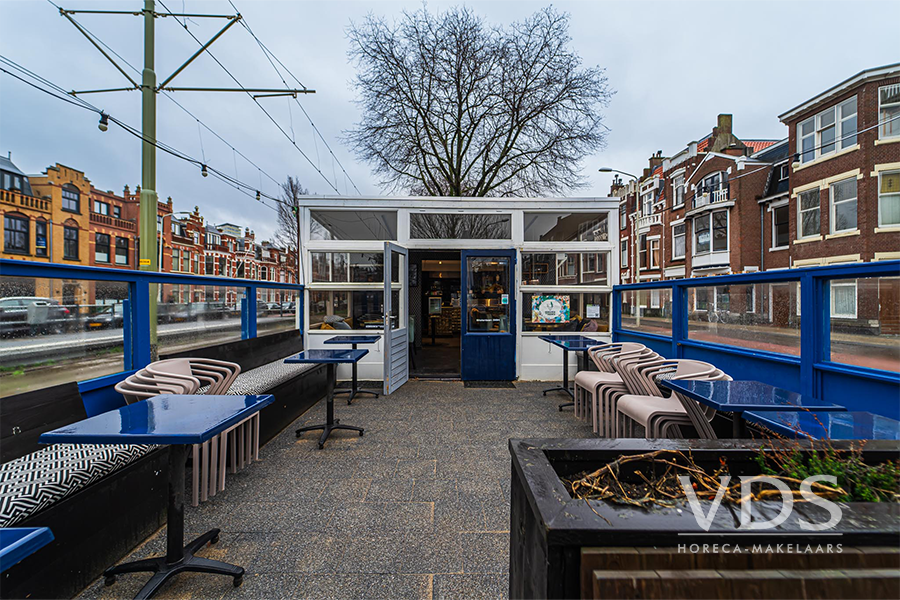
(346, 5, 613, 197)
(275, 176, 308, 251)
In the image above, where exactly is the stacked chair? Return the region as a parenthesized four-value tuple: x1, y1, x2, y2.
(115, 358, 257, 506)
(572, 342, 730, 440)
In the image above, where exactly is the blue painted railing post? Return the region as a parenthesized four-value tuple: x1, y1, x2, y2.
(297, 287, 305, 335)
(611, 288, 621, 342)
(247, 285, 258, 339)
(799, 273, 817, 398)
(132, 280, 152, 368)
(671, 282, 685, 359)
(122, 298, 133, 371)
(240, 296, 249, 339)
(813, 274, 830, 399)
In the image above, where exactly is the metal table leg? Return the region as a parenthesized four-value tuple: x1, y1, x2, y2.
(103, 445, 244, 599)
(334, 343, 379, 404)
(297, 363, 364, 449)
(543, 348, 575, 407)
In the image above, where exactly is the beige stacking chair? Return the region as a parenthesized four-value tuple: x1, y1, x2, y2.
(593, 345, 661, 437)
(143, 359, 256, 506)
(615, 362, 728, 439)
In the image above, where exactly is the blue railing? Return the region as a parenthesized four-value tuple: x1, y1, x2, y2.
(612, 260, 900, 419)
(1, 259, 303, 415)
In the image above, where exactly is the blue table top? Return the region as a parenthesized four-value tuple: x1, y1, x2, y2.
(39, 395, 274, 446)
(323, 335, 381, 345)
(538, 335, 602, 351)
(743, 410, 900, 440)
(0, 527, 54, 572)
(659, 380, 847, 413)
(285, 348, 368, 364)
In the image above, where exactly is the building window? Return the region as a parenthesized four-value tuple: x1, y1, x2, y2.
(672, 223, 686, 259)
(798, 97, 857, 163)
(639, 234, 648, 269)
(798, 189, 820, 238)
(93, 200, 110, 215)
(95, 233, 111, 262)
(205, 255, 214, 275)
(113, 205, 121, 219)
(640, 191, 654, 216)
(620, 239, 627, 268)
(649, 238, 659, 269)
(780, 164, 789, 180)
(115, 237, 129, 265)
(878, 170, 900, 227)
(522, 212, 607, 242)
(879, 84, 900, 140)
(521, 253, 608, 286)
(62, 185, 80, 213)
(830, 177, 857, 233)
(830, 281, 857, 318)
(35, 220, 47, 256)
(772, 205, 789, 248)
(64, 226, 79, 259)
(171, 248, 179, 272)
(673, 174, 685, 207)
(693, 210, 728, 254)
(4, 215, 29, 253)
(522, 292, 610, 333)
(619, 204, 626, 230)
(219, 256, 226, 276)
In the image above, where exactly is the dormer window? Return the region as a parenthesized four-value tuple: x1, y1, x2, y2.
(880, 84, 900, 139)
(62, 184, 80, 213)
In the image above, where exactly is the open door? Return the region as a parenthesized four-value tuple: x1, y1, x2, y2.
(383, 242, 409, 394)
(460, 249, 516, 381)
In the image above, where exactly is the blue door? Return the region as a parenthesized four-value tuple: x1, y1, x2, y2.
(460, 249, 516, 381)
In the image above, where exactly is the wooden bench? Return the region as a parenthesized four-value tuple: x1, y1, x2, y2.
(0, 382, 168, 599)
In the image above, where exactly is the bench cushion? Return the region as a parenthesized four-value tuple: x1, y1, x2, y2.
(226, 361, 316, 396)
(0, 444, 157, 527)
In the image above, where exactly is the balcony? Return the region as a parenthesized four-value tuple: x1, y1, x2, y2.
(0, 188, 50, 213)
(636, 212, 662, 231)
(89, 212, 136, 231)
(691, 185, 729, 210)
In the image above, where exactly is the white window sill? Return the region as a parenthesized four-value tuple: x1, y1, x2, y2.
(793, 144, 860, 172)
(671, 203, 685, 210)
(769, 246, 789, 252)
(874, 137, 900, 146)
(793, 235, 823, 245)
(825, 229, 860, 240)
(670, 256, 686, 261)
(875, 225, 900, 233)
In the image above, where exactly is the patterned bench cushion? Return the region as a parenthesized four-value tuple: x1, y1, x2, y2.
(226, 361, 316, 396)
(0, 444, 157, 528)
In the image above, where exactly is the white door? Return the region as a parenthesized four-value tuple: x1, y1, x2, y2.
(383, 242, 409, 394)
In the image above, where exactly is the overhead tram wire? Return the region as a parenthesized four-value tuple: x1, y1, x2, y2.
(40, 1, 284, 193)
(156, 0, 342, 195)
(0, 57, 285, 214)
(228, 0, 363, 195)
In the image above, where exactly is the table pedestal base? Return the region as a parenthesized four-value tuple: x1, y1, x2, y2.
(103, 446, 243, 599)
(297, 364, 365, 449)
(542, 350, 574, 410)
(331, 343, 380, 405)
(104, 529, 242, 600)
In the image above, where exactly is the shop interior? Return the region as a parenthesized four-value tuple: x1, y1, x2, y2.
(409, 250, 462, 378)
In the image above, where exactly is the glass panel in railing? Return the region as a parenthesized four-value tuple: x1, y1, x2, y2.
(155, 284, 242, 355)
(687, 282, 800, 355)
(828, 276, 900, 372)
(256, 287, 299, 337)
(620, 288, 672, 336)
(0, 275, 128, 397)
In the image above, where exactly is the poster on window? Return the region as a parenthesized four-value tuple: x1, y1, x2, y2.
(532, 295, 570, 323)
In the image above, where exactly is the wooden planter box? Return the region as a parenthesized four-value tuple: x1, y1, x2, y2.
(508, 438, 900, 599)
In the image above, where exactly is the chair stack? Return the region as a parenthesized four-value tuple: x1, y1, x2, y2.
(114, 358, 258, 506)
(571, 342, 730, 440)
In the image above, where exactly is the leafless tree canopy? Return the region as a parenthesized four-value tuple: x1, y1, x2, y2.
(275, 176, 308, 250)
(346, 5, 613, 197)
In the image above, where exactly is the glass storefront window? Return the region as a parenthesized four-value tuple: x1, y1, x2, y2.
(466, 256, 510, 332)
(828, 276, 899, 372)
(522, 252, 609, 286)
(310, 210, 397, 241)
(309, 290, 398, 330)
(523, 212, 608, 242)
(311, 252, 385, 282)
(620, 288, 673, 336)
(523, 292, 609, 332)
(409, 213, 511, 239)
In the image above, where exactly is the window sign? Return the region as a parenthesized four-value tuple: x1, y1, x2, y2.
(532, 294, 570, 324)
(586, 304, 601, 319)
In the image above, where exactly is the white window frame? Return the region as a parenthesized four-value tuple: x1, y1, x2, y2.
(830, 281, 857, 319)
(797, 189, 821, 239)
(878, 169, 900, 227)
(671, 223, 686, 260)
(620, 238, 628, 268)
(648, 237, 660, 269)
(641, 190, 654, 216)
(797, 96, 857, 163)
(672, 174, 685, 208)
(692, 210, 728, 255)
(829, 177, 858, 234)
(771, 203, 790, 249)
(878, 84, 900, 140)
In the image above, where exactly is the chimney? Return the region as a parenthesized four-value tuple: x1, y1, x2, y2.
(717, 114, 732, 135)
(647, 150, 665, 173)
(609, 174, 625, 196)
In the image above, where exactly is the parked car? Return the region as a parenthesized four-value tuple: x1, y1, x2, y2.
(84, 304, 124, 330)
(0, 297, 72, 336)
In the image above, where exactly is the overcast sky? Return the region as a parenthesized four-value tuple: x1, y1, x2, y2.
(2, 0, 898, 241)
